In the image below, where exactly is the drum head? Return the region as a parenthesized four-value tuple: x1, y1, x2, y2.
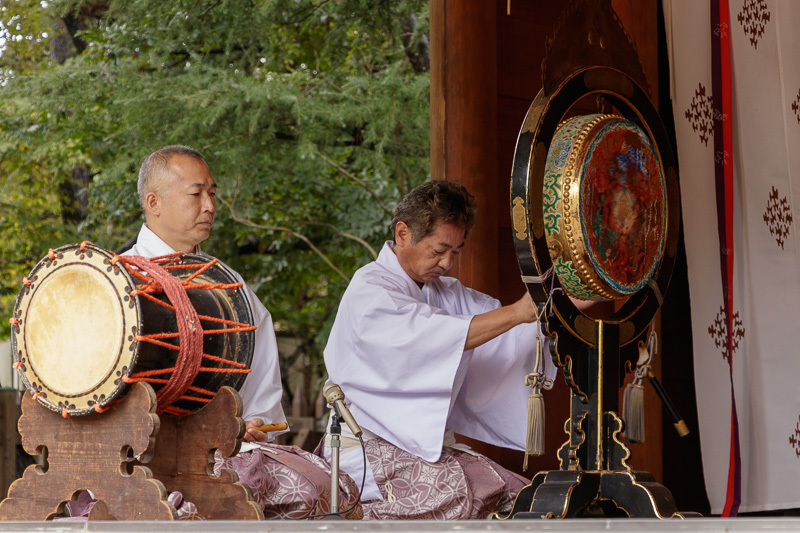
(10, 244, 140, 415)
(543, 114, 667, 300)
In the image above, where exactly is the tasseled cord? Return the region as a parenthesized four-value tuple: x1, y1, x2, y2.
(523, 333, 547, 470)
(622, 331, 655, 444)
(622, 370, 646, 443)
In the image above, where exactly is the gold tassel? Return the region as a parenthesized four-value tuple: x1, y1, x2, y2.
(622, 381, 645, 443)
(523, 390, 545, 470)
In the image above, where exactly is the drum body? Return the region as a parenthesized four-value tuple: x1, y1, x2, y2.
(542, 114, 667, 301)
(10, 243, 254, 416)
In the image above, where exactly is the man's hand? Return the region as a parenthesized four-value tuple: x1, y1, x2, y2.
(243, 418, 268, 443)
(510, 291, 538, 324)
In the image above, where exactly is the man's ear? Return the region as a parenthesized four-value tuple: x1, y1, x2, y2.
(395, 221, 412, 247)
(144, 191, 160, 219)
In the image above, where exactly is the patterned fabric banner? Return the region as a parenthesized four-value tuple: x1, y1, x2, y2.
(666, 0, 800, 514)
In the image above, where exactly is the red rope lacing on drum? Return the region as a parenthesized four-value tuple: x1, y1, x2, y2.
(111, 253, 255, 416)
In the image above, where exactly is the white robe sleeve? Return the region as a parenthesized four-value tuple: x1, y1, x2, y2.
(236, 284, 288, 436)
(449, 322, 551, 451)
(433, 278, 554, 452)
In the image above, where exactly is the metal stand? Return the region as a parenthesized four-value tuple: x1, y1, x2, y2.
(494, 321, 699, 519)
(329, 411, 342, 515)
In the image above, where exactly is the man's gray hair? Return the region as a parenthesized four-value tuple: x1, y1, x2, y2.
(137, 145, 206, 211)
(391, 180, 477, 244)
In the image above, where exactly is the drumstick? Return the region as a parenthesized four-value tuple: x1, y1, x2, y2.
(647, 370, 690, 437)
(251, 422, 288, 433)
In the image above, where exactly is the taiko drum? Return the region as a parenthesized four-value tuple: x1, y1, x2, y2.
(9, 242, 255, 416)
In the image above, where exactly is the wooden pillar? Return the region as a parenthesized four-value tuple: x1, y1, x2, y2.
(430, 0, 499, 297)
(0, 390, 21, 500)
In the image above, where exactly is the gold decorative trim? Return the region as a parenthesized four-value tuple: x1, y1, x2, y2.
(512, 196, 528, 240)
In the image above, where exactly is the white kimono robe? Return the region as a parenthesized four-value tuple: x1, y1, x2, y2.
(324, 241, 553, 499)
(124, 224, 287, 433)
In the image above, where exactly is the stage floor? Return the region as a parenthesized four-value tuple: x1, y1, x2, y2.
(1, 518, 800, 533)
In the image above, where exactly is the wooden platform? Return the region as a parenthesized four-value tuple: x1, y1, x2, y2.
(0, 517, 798, 533)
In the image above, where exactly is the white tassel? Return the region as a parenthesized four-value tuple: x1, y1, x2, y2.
(622, 381, 645, 443)
(523, 390, 545, 471)
(523, 333, 547, 470)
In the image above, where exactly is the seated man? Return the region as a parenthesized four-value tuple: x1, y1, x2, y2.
(126, 144, 287, 437)
(321, 179, 555, 520)
(69, 145, 360, 520)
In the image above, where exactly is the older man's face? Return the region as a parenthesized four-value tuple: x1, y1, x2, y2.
(149, 154, 217, 253)
(393, 222, 466, 287)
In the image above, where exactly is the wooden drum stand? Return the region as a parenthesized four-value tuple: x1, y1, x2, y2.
(0, 382, 261, 521)
(1, 244, 266, 520)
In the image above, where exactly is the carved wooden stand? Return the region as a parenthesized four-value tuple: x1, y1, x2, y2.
(0, 382, 261, 521)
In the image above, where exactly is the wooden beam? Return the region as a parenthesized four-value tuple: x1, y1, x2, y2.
(430, 0, 499, 297)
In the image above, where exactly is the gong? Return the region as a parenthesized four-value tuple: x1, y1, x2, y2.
(510, 66, 680, 347)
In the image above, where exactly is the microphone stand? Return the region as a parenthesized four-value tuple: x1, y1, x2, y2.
(326, 408, 344, 519)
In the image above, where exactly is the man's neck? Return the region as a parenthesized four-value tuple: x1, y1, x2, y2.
(144, 224, 198, 254)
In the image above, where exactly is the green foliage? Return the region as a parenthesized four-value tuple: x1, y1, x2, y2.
(0, 0, 430, 410)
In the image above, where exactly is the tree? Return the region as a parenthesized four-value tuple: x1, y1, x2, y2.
(0, 0, 431, 429)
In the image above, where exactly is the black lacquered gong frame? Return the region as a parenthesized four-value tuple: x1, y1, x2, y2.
(495, 66, 691, 519)
(510, 65, 680, 349)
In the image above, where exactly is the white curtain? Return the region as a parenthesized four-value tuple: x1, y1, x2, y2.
(666, 0, 800, 514)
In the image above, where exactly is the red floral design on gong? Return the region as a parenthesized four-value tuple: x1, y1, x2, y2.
(737, 0, 770, 50)
(792, 88, 800, 125)
(708, 306, 745, 362)
(582, 124, 665, 290)
(685, 83, 714, 146)
(764, 186, 793, 249)
(791, 415, 800, 458)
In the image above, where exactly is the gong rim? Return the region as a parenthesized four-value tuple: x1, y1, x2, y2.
(510, 66, 680, 347)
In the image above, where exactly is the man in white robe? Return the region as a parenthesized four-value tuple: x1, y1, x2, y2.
(125, 145, 287, 438)
(68, 145, 361, 519)
(120, 145, 361, 519)
(323, 180, 554, 520)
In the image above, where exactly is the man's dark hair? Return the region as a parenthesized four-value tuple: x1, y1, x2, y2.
(391, 180, 477, 243)
(137, 145, 206, 211)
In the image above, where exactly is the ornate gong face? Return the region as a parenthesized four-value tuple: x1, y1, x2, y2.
(543, 114, 667, 301)
(510, 66, 680, 346)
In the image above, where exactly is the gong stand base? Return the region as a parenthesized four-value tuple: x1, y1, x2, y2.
(0, 382, 261, 521)
(504, 470, 693, 519)
(493, 321, 698, 520)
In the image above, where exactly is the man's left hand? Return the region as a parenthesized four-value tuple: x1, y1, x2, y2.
(243, 418, 268, 443)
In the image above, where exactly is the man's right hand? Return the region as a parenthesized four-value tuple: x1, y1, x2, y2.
(510, 291, 538, 324)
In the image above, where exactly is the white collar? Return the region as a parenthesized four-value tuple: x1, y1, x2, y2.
(133, 224, 202, 257)
(375, 241, 427, 295)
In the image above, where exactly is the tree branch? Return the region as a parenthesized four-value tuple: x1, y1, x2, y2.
(220, 196, 350, 282)
(315, 150, 392, 217)
(299, 220, 377, 259)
